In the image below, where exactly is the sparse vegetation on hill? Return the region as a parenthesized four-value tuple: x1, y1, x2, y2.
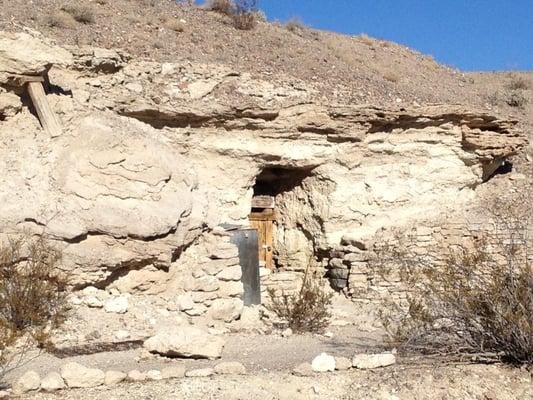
(61, 4, 95, 24)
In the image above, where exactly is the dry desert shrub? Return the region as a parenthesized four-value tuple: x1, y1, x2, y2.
(382, 70, 400, 83)
(285, 17, 305, 33)
(505, 90, 529, 108)
(232, 0, 257, 30)
(0, 235, 69, 384)
(208, 0, 258, 30)
(207, 0, 234, 15)
(61, 4, 95, 24)
(267, 262, 333, 333)
(164, 19, 186, 33)
(44, 11, 77, 29)
(372, 190, 532, 365)
(358, 33, 375, 46)
(506, 74, 530, 91)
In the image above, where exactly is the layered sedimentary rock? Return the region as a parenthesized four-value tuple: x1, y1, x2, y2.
(0, 31, 528, 298)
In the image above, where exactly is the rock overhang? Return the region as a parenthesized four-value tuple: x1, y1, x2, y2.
(0, 29, 529, 286)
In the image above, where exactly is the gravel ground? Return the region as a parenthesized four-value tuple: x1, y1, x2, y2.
(7, 325, 384, 382)
(17, 363, 533, 400)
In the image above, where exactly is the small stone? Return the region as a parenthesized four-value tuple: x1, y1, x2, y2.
(12, 370, 40, 394)
(41, 372, 65, 392)
(176, 293, 194, 311)
(161, 365, 186, 379)
(334, 357, 352, 371)
(292, 362, 314, 377)
(185, 368, 214, 377)
(311, 353, 336, 372)
(104, 296, 129, 314)
(127, 370, 146, 382)
(0, 390, 9, 398)
(104, 371, 127, 386)
(146, 370, 162, 381)
(352, 353, 396, 369)
(207, 298, 243, 322)
(214, 362, 246, 375)
(216, 265, 242, 281)
(114, 330, 130, 341)
(184, 304, 208, 316)
(281, 328, 293, 337)
(84, 296, 103, 308)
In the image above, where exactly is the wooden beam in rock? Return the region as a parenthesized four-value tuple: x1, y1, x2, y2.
(26, 79, 62, 138)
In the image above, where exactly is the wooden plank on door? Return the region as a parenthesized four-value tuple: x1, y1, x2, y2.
(264, 219, 273, 270)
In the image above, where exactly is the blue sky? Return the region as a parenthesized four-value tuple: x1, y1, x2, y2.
(243, 0, 533, 72)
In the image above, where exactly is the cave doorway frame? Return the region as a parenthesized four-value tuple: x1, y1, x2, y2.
(250, 166, 316, 271)
(249, 196, 276, 270)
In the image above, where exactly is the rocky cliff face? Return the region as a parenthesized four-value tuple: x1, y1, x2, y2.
(0, 31, 527, 293)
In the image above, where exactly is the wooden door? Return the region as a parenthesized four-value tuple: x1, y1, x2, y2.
(249, 209, 275, 270)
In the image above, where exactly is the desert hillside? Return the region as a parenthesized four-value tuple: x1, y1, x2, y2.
(1, 0, 530, 166)
(0, 2, 531, 399)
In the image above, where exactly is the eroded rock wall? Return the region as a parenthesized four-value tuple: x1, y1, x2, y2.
(0, 31, 528, 300)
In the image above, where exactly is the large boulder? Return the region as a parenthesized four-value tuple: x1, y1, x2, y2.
(60, 362, 105, 388)
(143, 327, 225, 360)
(12, 370, 40, 394)
(40, 372, 65, 392)
(0, 31, 72, 84)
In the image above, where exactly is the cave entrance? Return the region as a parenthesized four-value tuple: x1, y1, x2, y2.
(250, 167, 315, 270)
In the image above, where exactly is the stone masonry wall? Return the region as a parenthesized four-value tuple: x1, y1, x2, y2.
(325, 220, 532, 304)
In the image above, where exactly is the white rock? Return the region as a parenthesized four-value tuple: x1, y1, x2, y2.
(161, 365, 186, 379)
(216, 265, 242, 281)
(84, 296, 103, 308)
(218, 280, 244, 297)
(41, 372, 65, 392)
(104, 371, 127, 386)
(12, 370, 40, 394)
(311, 353, 336, 372)
(177, 293, 194, 311)
(69, 295, 83, 306)
(104, 296, 129, 314)
(146, 370, 162, 381)
(352, 353, 396, 369)
(185, 368, 214, 377)
(281, 328, 293, 337)
(127, 370, 146, 382)
(214, 362, 246, 375)
(207, 298, 243, 322)
(143, 327, 225, 360)
(184, 304, 208, 316)
(334, 356, 352, 371)
(114, 330, 130, 341)
(61, 362, 105, 388)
